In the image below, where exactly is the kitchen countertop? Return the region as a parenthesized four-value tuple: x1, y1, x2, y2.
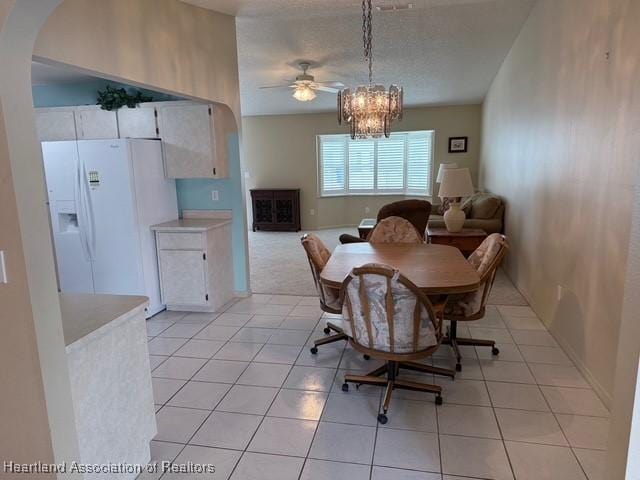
(59, 293, 148, 347)
(150, 218, 232, 232)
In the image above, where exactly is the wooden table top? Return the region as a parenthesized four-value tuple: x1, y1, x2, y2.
(426, 227, 487, 238)
(320, 243, 481, 294)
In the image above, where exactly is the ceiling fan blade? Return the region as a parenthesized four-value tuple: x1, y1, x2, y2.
(315, 81, 345, 88)
(259, 84, 296, 89)
(315, 86, 341, 93)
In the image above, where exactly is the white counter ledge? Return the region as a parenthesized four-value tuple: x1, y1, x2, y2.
(150, 217, 232, 232)
(60, 293, 156, 480)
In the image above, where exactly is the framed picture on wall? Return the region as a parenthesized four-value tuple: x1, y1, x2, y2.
(448, 137, 468, 153)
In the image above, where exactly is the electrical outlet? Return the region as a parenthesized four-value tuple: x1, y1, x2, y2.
(211, 190, 219, 201)
(310, 209, 315, 216)
(557, 285, 563, 301)
(0, 251, 7, 284)
(364, 206, 370, 214)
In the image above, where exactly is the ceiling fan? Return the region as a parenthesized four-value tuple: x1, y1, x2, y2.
(259, 62, 345, 102)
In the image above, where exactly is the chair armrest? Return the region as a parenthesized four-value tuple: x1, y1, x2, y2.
(339, 234, 367, 244)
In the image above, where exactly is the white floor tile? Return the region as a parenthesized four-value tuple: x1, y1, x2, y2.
(162, 445, 241, 480)
(437, 404, 501, 439)
(283, 366, 337, 392)
(255, 344, 303, 364)
(505, 441, 586, 480)
(486, 382, 549, 411)
(540, 386, 609, 417)
(574, 447, 606, 480)
(502, 315, 545, 330)
(149, 355, 169, 370)
(267, 329, 313, 346)
(480, 360, 535, 384)
(174, 339, 225, 359)
(191, 411, 262, 449)
(310, 422, 376, 464)
(468, 327, 514, 344)
(151, 377, 185, 404)
(237, 362, 291, 388)
(280, 316, 320, 330)
(216, 385, 279, 415)
(510, 329, 558, 347)
(213, 342, 264, 361)
(440, 435, 512, 480)
(519, 345, 573, 365)
(195, 325, 241, 341)
(158, 322, 207, 338)
(529, 363, 589, 388)
(289, 305, 323, 318)
(230, 452, 304, 480)
(248, 417, 317, 457)
(152, 357, 207, 380)
(556, 414, 610, 450)
(296, 344, 344, 368)
(167, 381, 230, 410)
(321, 392, 380, 426)
(374, 428, 440, 472)
(246, 314, 285, 328)
(151, 310, 187, 322)
(268, 295, 303, 305)
(147, 337, 188, 356)
(301, 459, 371, 480)
(267, 389, 327, 420)
(476, 343, 523, 362)
(146, 321, 174, 336)
(372, 466, 441, 480)
(231, 327, 274, 343)
(435, 378, 491, 407)
(180, 312, 218, 323)
(211, 312, 252, 327)
(193, 359, 248, 383)
(433, 357, 484, 380)
(495, 408, 567, 445)
(498, 305, 537, 317)
(380, 398, 438, 432)
(155, 406, 209, 443)
(298, 296, 320, 305)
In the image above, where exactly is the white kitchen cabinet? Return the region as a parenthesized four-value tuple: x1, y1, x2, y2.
(157, 103, 229, 179)
(76, 106, 119, 139)
(35, 108, 77, 141)
(117, 106, 159, 138)
(151, 217, 234, 312)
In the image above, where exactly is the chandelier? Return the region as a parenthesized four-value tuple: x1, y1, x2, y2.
(338, 0, 403, 139)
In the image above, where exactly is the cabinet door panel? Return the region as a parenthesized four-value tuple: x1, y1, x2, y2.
(77, 108, 119, 139)
(158, 104, 214, 178)
(36, 110, 77, 141)
(159, 250, 207, 306)
(117, 107, 158, 138)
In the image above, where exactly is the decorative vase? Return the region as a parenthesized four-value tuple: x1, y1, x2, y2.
(444, 202, 466, 232)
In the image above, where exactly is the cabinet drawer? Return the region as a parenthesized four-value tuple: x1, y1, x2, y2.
(157, 232, 204, 250)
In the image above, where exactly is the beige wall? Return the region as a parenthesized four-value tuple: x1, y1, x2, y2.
(242, 105, 481, 230)
(0, 0, 243, 473)
(480, 0, 639, 406)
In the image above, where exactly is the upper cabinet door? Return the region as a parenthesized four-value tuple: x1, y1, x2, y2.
(76, 107, 119, 140)
(117, 106, 159, 138)
(158, 103, 228, 179)
(35, 109, 78, 141)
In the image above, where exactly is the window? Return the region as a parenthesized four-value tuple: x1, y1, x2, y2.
(318, 131, 434, 197)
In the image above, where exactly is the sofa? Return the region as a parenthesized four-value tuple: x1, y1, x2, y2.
(429, 192, 504, 234)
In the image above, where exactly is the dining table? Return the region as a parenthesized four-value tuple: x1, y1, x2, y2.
(320, 242, 481, 295)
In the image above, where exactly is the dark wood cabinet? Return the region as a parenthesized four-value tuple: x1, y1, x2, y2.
(250, 189, 301, 232)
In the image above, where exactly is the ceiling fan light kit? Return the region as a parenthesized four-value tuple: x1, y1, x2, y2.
(292, 84, 317, 102)
(338, 0, 404, 139)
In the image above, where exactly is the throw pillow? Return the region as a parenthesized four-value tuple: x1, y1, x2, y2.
(470, 194, 501, 219)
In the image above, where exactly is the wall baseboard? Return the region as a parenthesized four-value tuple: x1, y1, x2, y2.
(233, 290, 251, 298)
(501, 270, 613, 409)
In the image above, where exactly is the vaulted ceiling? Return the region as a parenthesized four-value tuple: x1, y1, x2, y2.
(183, 0, 535, 116)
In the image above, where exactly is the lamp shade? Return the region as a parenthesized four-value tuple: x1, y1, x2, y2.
(438, 168, 474, 199)
(436, 163, 458, 183)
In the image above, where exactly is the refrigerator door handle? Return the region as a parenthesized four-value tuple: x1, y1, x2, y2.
(80, 159, 97, 260)
(75, 156, 92, 262)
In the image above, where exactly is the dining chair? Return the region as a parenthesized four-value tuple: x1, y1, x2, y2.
(339, 199, 431, 244)
(300, 234, 349, 353)
(442, 233, 509, 371)
(340, 263, 453, 424)
(367, 216, 424, 244)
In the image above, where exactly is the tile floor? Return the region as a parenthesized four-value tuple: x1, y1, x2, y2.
(141, 294, 608, 480)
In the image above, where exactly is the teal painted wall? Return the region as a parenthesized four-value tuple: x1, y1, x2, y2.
(176, 134, 248, 293)
(33, 83, 249, 293)
(32, 79, 180, 108)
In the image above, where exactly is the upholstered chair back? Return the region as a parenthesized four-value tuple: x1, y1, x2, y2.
(341, 264, 441, 354)
(368, 216, 423, 244)
(301, 234, 342, 313)
(377, 199, 431, 239)
(445, 234, 509, 317)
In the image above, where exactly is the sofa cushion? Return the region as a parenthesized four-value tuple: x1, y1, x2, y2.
(428, 216, 503, 235)
(470, 194, 502, 219)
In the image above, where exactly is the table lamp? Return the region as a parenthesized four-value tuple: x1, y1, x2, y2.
(436, 162, 458, 184)
(438, 168, 474, 232)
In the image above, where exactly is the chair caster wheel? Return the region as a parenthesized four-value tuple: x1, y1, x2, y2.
(323, 327, 331, 334)
(455, 363, 462, 372)
(435, 395, 443, 406)
(363, 354, 370, 360)
(377, 413, 388, 424)
(310, 347, 318, 355)
(341, 383, 349, 392)
(492, 347, 500, 356)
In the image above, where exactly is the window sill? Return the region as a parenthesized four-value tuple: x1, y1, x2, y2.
(319, 193, 432, 199)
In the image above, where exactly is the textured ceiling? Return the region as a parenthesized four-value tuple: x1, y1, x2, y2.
(183, 0, 536, 116)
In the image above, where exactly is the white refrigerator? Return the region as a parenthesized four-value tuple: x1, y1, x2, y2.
(42, 139, 178, 317)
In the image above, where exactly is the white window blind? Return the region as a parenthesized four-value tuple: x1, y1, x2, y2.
(318, 131, 434, 197)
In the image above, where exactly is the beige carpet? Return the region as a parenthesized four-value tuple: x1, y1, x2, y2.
(248, 228, 528, 305)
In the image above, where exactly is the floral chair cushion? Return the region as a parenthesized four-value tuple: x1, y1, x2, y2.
(368, 216, 423, 244)
(444, 233, 505, 317)
(341, 264, 437, 353)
